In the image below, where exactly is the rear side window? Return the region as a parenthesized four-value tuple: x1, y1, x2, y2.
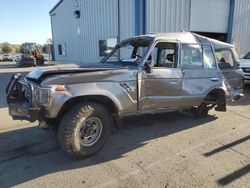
(203, 44, 217, 68)
(215, 49, 234, 69)
(244, 52, 250, 59)
(180, 44, 216, 69)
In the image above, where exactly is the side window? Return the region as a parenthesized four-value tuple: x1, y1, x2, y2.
(149, 42, 177, 68)
(203, 44, 217, 68)
(159, 49, 175, 68)
(215, 49, 234, 69)
(181, 44, 202, 68)
(243, 51, 250, 59)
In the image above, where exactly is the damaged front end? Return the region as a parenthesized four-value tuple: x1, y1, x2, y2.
(6, 74, 46, 122)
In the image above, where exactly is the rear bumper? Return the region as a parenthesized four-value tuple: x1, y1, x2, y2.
(6, 74, 40, 122)
(227, 89, 244, 101)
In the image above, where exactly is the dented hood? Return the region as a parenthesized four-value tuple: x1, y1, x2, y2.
(25, 63, 119, 81)
(25, 63, 138, 85)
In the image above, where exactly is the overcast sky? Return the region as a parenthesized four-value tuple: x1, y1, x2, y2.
(0, 0, 59, 45)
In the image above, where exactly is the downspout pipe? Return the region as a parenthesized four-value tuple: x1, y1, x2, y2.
(227, 0, 236, 44)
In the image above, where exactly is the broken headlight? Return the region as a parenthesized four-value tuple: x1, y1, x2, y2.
(33, 86, 52, 106)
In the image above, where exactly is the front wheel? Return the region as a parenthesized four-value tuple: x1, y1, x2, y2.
(58, 102, 112, 158)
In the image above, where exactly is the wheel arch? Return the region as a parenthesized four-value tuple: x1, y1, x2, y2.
(57, 95, 120, 120)
(204, 87, 226, 111)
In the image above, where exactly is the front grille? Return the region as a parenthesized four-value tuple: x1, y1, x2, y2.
(242, 67, 250, 73)
(22, 83, 31, 102)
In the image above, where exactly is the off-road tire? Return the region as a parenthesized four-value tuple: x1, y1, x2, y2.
(58, 102, 112, 158)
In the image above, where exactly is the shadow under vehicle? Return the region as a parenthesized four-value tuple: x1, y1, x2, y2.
(5, 32, 244, 158)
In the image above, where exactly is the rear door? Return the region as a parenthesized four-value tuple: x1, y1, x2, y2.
(180, 44, 222, 106)
(215, 48, 244, 98)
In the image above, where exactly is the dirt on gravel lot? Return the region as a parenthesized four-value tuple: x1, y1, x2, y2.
(0, 62, 249, 188)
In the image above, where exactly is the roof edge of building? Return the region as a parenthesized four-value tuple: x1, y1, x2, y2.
(49, 0, 63, 14)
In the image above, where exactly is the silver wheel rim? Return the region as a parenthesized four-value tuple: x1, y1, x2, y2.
(79, 117, 103, 147)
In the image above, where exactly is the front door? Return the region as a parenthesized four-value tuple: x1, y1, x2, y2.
(139, 42, 184, 112)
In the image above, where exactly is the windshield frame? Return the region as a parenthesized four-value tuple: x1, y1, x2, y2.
(100, 36, 154, 65)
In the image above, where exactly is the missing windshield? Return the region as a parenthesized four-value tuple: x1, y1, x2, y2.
(101, 37, 153, 66)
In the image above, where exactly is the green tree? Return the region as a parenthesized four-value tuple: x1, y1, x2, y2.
(1, 42, 13, 54)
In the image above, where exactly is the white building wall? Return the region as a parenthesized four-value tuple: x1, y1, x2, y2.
(231, 0, 250, 55)
(145, 0, 191, 33)
(50, 0, 250, 62)
(51, 0, 119, 64)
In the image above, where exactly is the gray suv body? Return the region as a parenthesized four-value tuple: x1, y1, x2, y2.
(6, 32, 244, 157)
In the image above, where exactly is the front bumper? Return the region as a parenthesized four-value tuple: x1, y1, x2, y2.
(243, 74, 250, 84)
(8, 102, 39, 122)
(6, 74, 40, 122)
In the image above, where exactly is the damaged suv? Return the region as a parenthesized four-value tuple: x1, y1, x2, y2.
(6, 32, 243, 158)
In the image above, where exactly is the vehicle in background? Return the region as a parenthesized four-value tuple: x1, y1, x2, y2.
(22, 43, 45, 66)
(6, 32, 244, 158)
(13, 54, 22, 62)
(193, 33, 244, 100)
(42, 54, 49, 61)
(240, 51, 250, 84)
(16, 54, 36, 67)
(2, 54, 13, 61)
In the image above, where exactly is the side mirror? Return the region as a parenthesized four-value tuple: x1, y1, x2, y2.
(144, 63, 151, 73)
(144, 63, 152, 73)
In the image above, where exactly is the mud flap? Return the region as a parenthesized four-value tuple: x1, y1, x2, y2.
(215, 90, 227, 112)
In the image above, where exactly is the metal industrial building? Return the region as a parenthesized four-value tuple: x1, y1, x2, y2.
(50, 0, 250, 64)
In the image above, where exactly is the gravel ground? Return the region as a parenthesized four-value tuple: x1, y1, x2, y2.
(0, 62, 249, 188)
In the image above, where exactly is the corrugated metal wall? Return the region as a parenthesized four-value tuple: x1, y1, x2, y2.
(51, 0, 73, 62)
(119, 0, 135, 41)
(51, 0, 250, 62)
(190, 0, 230, 33)
(231, 0, 250, 55)
(51, 0, 119, 64)
(145, 0, 191, 33)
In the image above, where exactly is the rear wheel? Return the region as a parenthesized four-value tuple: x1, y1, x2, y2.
(58, 102, 112, 158)
(195, 103, 209, 118)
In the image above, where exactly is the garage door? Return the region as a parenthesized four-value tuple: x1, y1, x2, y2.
(190, 0, 230, 33)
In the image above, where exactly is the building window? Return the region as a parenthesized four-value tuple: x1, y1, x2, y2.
(58, 44, 62, 55)
(58, 43, 66, 56)
(99, 38, 117, 57)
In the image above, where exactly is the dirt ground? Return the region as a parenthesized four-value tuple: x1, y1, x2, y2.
(0, 61, 249, 188)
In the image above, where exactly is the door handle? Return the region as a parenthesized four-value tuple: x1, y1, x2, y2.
(211, 77, 219, 81)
